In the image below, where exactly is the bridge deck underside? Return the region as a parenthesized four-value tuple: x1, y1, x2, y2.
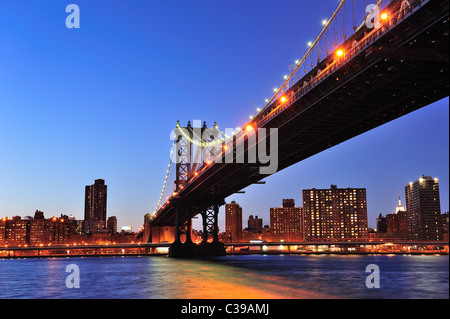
(152, 0, 449, 227)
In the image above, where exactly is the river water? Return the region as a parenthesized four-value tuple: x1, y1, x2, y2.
(0, 255, 448, 299)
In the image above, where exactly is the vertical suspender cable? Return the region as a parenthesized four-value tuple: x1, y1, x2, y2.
(343, 0, 347, 40)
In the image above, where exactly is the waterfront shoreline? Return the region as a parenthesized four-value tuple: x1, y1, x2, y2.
(1, 251, 448, 260)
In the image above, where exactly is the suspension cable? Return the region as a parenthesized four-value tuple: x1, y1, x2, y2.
(152, 141, 176, 216)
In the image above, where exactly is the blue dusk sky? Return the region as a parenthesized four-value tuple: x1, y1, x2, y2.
(0, 1, 448, 232)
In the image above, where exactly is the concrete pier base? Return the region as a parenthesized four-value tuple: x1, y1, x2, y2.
(169, 241, 226, 257)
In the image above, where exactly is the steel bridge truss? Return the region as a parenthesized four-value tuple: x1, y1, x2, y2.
(171, 122, 225, 256)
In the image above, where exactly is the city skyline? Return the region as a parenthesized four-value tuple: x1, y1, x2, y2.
(0, 170, 447, 235)
(0, 0, 448, 233)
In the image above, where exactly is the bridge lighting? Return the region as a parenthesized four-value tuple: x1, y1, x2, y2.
(307, 41, 313, 47)
(194, 172, 199, 176)
(284, 75, 288, 80)
(249, 115, 254, 120)
(322, 19, 327, 26)
(245, 125, 254, 132)
(295, 60, 300, 65)
(273, 88, 278, 92)
(280, 96, 287, 103)
(381, 12, 389, 20)
(256, 108, 261, 112)
(336, 49, 344, 57)
(223, 145, 228, 151)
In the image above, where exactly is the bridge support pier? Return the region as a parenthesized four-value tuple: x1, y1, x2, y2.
(196, 203, 225, 256)
(169, 203, 225, 257)
(169, 205, 196, 257)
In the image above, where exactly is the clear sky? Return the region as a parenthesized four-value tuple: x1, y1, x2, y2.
(0, 1, 448, 232)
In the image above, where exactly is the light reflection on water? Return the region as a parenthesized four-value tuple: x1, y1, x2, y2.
(0, 255, 447, 299)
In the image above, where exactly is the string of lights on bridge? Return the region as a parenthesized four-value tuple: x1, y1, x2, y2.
(251, 0, 385, 124)
(152, 142, 176, 216)
(151, 0, 396, 218)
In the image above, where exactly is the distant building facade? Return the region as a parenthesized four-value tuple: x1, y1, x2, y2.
(386, 196, 410, 238)
(248, 215, 263, 233)
(270, 199, 303, 242)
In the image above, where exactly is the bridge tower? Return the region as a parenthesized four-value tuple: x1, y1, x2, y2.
(170, 121, 226, 257)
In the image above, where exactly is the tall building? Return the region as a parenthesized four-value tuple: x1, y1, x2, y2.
(84, 179, 107, 232)
(225, 201, 242, 242)
(303, 185, 368, 240)
(0, 218, 7, 246)
(29, 218, 49, 246)
(386, 212, 409, 237)
(48, 215, 73, 244)
(270, 199, 303, 242)
(405, 176, 443, 240)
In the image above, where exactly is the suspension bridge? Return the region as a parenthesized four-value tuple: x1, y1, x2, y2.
(144, 0, 449, 257)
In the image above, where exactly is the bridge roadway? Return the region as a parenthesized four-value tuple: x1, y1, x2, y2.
(151, 0, 449, 228)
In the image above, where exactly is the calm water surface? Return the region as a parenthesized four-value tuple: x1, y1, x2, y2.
(0, 255, 448, 299)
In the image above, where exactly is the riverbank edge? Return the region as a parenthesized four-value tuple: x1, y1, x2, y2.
(1, 251, 448, 259)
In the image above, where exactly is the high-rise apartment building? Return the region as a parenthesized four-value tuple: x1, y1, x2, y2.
(225, 201, 242, 241)
(270, 199, 303, 242)
(303, 185, 368, 240)
(405, 176, 443, 240)
(84, 179, 108, 232)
